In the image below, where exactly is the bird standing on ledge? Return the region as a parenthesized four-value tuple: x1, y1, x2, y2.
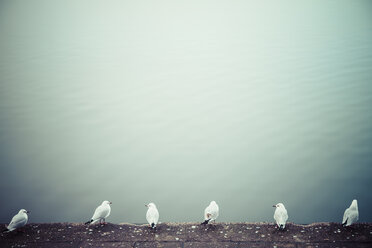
(273, 203, 288, 230)
(3, 209, 30, 233)
(145, 203, 159, 229)
(85, 200, 112, 225)
(202, 201, 219, 225)
(342, 199, 359, 227)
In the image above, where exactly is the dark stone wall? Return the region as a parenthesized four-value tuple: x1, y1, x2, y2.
(1, 222, 371, 247)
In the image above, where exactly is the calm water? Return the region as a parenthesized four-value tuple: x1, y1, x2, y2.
(1, 0, 372, 224)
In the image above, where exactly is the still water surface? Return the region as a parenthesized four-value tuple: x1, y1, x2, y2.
(0, 1, 372, 224)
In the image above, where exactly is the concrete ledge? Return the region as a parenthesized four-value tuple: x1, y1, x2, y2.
(1, 222, 371, 247)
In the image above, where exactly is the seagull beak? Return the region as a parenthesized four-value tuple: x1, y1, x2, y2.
(145, 204, 148, 207)
(110, 202, 112, 204)
(27, 211, 30, 213)
(272, 205, 276, 208)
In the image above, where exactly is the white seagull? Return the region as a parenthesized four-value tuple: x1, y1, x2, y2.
(273, 203, 288, 230)
(342, 199, 359, 226)
(145, 203, 159, 229)
(3, 209, 29, 232)
(85, 200, 112, 225)
(202, 201, 219, 225)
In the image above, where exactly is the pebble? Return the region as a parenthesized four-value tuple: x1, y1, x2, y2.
(301, 230, 305, 233)
(191, 226, 196, 229)
(261, 234, 265, 238)
(175, 237, 179, 241)
(255, 231, 259, 234)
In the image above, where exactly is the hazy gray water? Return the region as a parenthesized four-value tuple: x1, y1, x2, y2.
(1, 0, 372, 224)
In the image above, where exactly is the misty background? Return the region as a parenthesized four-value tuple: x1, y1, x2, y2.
(0, 0, 372, 224)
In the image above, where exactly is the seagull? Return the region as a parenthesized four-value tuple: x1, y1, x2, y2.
(342, 199, 359, 226)
(273, 203, 288, 230)
(145, 203, 159, 229)
(3, 209, 29, 232)
(85, 200, 112, 225)
(201, 201, 219, 225)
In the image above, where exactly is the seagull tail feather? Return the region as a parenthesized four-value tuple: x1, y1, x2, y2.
(2, 228, 9, 233)
(151, 223, 155, 229)
(85, 219, 93, 225)
(201, 219, 211, 225)
(279, 224, 284, 230)
(342, 218, 348, 227)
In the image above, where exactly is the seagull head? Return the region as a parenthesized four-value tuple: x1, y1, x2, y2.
(351, 199, 358, 209)
(273, 203, 285, 208)
(145, 203, 156, 208)
(19, 209, 30, 214)
(103, 200, 112, 205)
(210, 201, 217, 205)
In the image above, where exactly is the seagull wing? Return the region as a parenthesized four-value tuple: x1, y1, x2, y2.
(210, 204, 219, 220)
(204, 205, 211, 220)
(8, 214, 27, 231)
(342, 208, 350, 225)
(146, 208, 159, 225)
(274, 208, 288, 226)
(92, 204, 109, 222)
